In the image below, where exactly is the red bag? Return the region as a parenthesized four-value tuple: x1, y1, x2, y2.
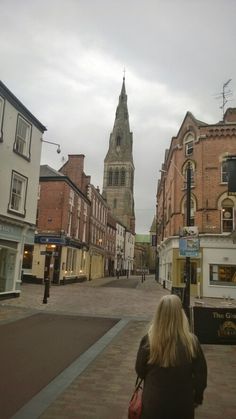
(128, 378, 143, 419)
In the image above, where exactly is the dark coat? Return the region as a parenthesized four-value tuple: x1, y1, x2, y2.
(135, 334, 207, 419)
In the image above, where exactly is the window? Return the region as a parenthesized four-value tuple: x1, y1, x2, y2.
(221, 198, 234, 233)
(9, 171, 27, 216)
(0, 96, 4, 141)
(120, 169, 126, 186)
(183, 197, 196, 226)
(114, 169, 119, 186)
(184, 161, 194, 186)
(184, 134, 194, 156)
(210, 264, 236, 285)
(114, 198, 117, 209)
(14, 115, 31, 159)
(108, 169, 113, 186)
(221, 161, 228, 183)
(23, 245, 33, 269)
(66, 248, 77, 273)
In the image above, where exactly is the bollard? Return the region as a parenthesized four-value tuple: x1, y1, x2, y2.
(43, 278, 50, 304)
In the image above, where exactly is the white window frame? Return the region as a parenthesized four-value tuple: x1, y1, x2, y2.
(9, 171, 28, 216)
(221, 201, 234, 233)
(184, 134, 194, 157)
(0, 95, 4, 141)
(221, 161, 228, 183)
(14, 115, 31, 159)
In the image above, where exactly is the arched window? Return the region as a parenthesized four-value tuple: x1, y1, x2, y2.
(183, 196, 196, 226)
(183, 161, 195, 187)
(120, 169, 126, 186)
(108, 169, 113, 186)
(113, 198, 117, 209)
(184, 133, 194, 156)
(221, 198, 234, 233)
(114, 169, 119, 186)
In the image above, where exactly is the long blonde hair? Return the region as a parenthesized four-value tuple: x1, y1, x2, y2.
(148, 294, 196, 367)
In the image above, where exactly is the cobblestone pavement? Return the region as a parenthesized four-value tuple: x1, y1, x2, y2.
(1, 275, 236, 418)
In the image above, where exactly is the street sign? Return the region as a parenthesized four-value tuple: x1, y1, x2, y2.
(179, 226, 199, 257)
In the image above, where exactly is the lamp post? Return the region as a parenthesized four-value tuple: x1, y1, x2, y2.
(183, 162, 191, 319)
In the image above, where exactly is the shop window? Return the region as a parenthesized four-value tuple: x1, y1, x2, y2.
(180, 260, 198, 284)
(23, 245, 33, 269)
(221, 199, 234, 233)
(66, 248, 77, 273)
(14, 115, 31, 159)
(210, 264, 236, 285)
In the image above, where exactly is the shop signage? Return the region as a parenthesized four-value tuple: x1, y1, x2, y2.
(193, 306, 236, 345)
(36, 236, 65, 245)
(179, 226, 199, 257)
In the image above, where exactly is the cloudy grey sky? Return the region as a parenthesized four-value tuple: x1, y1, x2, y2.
(1, 0, 235, 233)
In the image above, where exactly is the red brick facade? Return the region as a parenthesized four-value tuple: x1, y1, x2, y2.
(157, 109, 236, 241)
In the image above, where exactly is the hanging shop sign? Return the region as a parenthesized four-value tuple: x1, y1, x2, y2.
(179, 226, 199, 257)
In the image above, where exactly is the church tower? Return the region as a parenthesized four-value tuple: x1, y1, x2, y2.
(102, 77, 135, 233)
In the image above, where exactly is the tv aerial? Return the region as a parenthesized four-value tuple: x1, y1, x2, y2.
(215, 79, 233, 120)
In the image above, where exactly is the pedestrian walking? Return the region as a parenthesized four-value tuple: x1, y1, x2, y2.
(135, 294, 207, 419)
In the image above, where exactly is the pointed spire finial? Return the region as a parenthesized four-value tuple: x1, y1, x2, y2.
(123, 67, 126, 80)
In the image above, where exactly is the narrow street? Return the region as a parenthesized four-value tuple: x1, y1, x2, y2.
(0, 275, 236, 419)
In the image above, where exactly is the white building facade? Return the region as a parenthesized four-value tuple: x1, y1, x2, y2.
(0, 81, 46, 297)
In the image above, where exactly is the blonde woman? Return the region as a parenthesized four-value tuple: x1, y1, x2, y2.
(135, 294, 207, 419)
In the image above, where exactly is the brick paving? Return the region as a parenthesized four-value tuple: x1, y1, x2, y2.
(1, 275, 236, 418)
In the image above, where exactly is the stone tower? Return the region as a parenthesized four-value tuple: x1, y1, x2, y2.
(102, 77, 135, 233)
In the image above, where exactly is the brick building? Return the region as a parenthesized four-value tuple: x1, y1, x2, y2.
(156, 108, 236, 299)
(23, 156, 91, 284)
(87, 184, 109, 280)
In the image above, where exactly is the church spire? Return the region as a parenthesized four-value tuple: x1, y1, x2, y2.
(102, 77, 135, 234)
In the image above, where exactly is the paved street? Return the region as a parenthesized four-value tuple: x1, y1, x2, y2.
(0, 275, 236, 419)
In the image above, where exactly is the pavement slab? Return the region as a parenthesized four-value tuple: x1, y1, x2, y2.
(0, 275, 236, 419)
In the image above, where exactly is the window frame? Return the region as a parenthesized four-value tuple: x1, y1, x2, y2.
(210, 264, 236, 286)
(13, 114, 32, 160)
(0, 95, 5, 142)
(221, 160, 228, 183)
(221, 199, 234, 233)
(8, 170, 28, 217)
(184, 134, 194, 157)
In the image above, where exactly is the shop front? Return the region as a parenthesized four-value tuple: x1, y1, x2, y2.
(23, 235, 89, 285)
(0, 217, 34, 298)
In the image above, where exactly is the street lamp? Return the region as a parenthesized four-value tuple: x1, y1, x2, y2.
(41, 139, 61, 154)
(183, 162, 192, 319)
